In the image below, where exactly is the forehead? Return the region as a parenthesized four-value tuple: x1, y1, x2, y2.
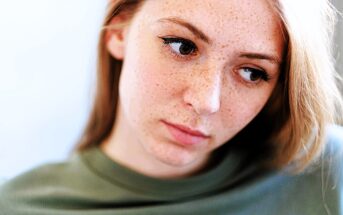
(137, 0, 283, 53)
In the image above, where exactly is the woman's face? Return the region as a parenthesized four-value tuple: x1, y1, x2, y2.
(109, 0, 284, 168)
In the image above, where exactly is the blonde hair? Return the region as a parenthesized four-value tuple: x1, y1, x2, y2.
(268, 0, 343, 170)
(76, 0, 343, 172)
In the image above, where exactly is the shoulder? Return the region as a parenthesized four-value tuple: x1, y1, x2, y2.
(306, 125, 343, 183)
(0, 154, 92, 214)
(1, 160, 74, 189)
(0, 153, 85, 191)
(320, 124, 343, 176)
(323, 124, 343, 155)
(297, 124, 343, 214)
(249, 125, 343, 214)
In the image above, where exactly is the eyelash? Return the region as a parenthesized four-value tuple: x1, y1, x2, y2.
(237, 67, 271, 85)
(159, 37, 198, 60)
(159, 36, 271, 85)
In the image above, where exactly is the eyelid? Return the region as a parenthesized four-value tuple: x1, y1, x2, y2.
(234, 66, 271, 87)
(159, 36, 199, 61)
(160, 37, 198, 51)
(161, 37, 196, 46)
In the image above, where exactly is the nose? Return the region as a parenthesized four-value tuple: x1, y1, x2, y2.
(183, 68, 221, 116)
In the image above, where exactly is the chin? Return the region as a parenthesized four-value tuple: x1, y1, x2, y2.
(146, 141, 204, 168)
(156, 153, 195, 167)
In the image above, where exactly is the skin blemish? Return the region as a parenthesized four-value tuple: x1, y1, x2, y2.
(104, 0, 285, 178)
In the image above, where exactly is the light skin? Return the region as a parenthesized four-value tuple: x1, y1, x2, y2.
(101, 0, 285, 179)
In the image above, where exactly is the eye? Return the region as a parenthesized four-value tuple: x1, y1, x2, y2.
(160, 37, 197, 56)
(238, 67, 270, 84)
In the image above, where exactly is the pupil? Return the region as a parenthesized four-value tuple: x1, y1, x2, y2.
(179, 43, 193, 55)
(250, 71, 260, 81)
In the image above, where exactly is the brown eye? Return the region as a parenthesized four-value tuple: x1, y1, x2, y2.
(161, 37, 197, 56)
(238, 68, 270, 83)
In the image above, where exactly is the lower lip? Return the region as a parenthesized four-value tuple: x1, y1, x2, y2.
(163, 122, 209, 146)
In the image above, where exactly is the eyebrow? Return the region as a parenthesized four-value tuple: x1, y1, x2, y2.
(239, 52, 281, 64)
(157, 17, 281, 64)
(157, 17, 211, 44)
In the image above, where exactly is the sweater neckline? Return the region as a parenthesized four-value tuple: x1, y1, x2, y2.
(80, 146, 245, 200)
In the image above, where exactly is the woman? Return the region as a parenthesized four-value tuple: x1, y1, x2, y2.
(1, 0, 343, 214)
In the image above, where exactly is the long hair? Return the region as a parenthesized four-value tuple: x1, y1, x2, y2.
(75, 0, 343, 171)
(76, 0, 143, 150)
(268, 0, 343, 170)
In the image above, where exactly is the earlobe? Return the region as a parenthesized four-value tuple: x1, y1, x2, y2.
(106, 28, 127, 60)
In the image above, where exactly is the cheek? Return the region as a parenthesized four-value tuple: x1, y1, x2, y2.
(219, 85, 274, 132)
(133, 63, 177, 106)
(119, 45, 179, 121)
(127, 57, 190, 110)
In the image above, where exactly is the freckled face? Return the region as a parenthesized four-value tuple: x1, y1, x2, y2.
(115, 0, 284, 167)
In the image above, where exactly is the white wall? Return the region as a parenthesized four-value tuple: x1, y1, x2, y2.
(0, 0, 107, 179)
(0, 0, 342, 180)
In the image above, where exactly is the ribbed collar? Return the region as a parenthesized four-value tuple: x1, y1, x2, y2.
(80, 146, 245, 201)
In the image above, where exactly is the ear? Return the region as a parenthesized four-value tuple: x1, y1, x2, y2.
(105, 18, 129, 60)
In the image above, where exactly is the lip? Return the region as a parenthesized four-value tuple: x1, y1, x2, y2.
(162, 120, 210, 146)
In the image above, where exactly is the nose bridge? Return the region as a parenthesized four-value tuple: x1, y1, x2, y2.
(184, 64, 222, 115)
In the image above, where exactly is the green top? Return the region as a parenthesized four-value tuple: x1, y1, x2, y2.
(1, 126, 342, 215)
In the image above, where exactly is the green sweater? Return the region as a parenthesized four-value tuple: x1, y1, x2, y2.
(1, 126, 342, 215)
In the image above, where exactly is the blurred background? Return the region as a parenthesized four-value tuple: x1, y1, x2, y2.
(0, 0, 342, 180)
(0, 0, 106, 179)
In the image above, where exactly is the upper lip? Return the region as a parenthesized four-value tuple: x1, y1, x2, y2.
(162, 120, 210, 138)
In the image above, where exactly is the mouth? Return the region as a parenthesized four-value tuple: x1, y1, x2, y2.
(162, 120, 210, 146)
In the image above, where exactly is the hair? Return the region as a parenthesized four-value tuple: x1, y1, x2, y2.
(75, 0, 343, 172)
